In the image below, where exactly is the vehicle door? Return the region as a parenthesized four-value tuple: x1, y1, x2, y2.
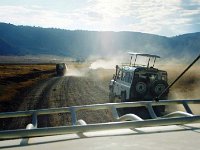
(113, 69, 122, 96)
(119, 70, 132, 99)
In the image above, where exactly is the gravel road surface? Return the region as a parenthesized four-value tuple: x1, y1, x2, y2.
(8, 75, 113, 129)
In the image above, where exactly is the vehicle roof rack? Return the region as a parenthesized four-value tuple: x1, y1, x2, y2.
(128, 52, 160, 68)
(128, 52, 161, 58)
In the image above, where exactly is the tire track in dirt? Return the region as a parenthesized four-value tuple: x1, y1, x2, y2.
(7, 77, 61, 129)
(7, 75, 113, 129)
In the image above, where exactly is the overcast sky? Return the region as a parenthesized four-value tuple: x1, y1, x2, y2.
(0, 0, 199, 37)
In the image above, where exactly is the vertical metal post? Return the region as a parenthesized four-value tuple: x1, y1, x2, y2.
(152, 58, 156, 68)
(111, 106, 119, 120)
(69, 107, 77, 125)
(182, 101, 193, 114)
(133, 55, 137, 66)
(32, 111, 38, 128)
(130, 56, 132, 66)
(145, 103, 157, 119)
(147, 58, 151, 68)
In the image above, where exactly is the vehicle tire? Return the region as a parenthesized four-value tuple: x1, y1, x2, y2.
(150, 80, 168, 116)
(150, 80, 169, 97)
(131, 78, 148, 98)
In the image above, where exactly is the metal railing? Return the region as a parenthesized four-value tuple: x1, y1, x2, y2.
(0, 99, 200, 143)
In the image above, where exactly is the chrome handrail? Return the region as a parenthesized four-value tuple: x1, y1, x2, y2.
(0, 99, 199, 141)
(1, 99, 199, 119)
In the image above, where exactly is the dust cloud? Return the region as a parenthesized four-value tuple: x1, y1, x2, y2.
(65, 65, 89, 77)
(88, 57, 200, 113)
(60, 54, 200, 116)
(158, 61, 200, 99)
(88, 55, 199, 100)
(158, 60, 200, 114)
(89, 59, 118, 69)
(63, 55, 199, 113)
(89, 55, 125, 70)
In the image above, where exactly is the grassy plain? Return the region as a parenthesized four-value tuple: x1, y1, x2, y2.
(0, 64, 55, 111)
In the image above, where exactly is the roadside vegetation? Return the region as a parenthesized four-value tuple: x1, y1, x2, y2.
(0, 64, 55, 112)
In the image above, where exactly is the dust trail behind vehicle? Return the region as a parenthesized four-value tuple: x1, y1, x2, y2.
(90, 58, 200, 114)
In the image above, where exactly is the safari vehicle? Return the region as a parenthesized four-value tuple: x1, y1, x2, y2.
(109, 52, 169, 116)
(109, 52, 169, 102)
(56, 63, 68, 76)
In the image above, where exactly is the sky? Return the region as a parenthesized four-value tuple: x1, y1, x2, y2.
(0, 0, 199, 37)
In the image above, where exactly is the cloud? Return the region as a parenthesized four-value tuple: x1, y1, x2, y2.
(122, 0, 200, 36)
(0, 5, 73, 28)
(0, 0, 199, 36)
(81, 0, 200, 36)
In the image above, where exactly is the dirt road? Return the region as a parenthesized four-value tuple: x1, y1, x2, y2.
(4, 64, 199, 130)
(7, 75, 113, 129)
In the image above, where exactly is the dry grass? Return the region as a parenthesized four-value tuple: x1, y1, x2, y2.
(0, 64, 55, 103)
(0, 64, 55, 79)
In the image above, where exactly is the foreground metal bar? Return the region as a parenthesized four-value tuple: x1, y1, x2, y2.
(162, 111, 194, 118)
(117, 114, 143, 121)
(0, 99, 200, 141)
(182, 101, 193, 114)
(0, 99, 200, 119)
(145, 103, 157, 119)
(1, 115, 200, 140)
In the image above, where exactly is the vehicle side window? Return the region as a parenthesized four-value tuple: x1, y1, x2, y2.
(120, 70, 133, 83)
(124, 72, 130, 82)
(128, 73, 133, 83)
(121, 71, 126, 81)
(162, 75, 167, 81)
(117, 70, 121, 79)
(121, 72, 133, 83)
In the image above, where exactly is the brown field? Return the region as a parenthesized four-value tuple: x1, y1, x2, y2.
(0, 64, 56, 111)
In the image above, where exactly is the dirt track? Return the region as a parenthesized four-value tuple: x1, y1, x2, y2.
(7, 75, 113, 129)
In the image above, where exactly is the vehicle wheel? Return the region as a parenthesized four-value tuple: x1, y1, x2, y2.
(131, 78, 148, 98)
(150, 80, 169, 97)
(150, 80, 168, 116)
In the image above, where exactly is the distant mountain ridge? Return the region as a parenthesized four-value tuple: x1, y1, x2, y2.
(0, 22, 199, 59)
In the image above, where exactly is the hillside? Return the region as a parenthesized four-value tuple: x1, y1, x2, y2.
(0, 22, 199, 59)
